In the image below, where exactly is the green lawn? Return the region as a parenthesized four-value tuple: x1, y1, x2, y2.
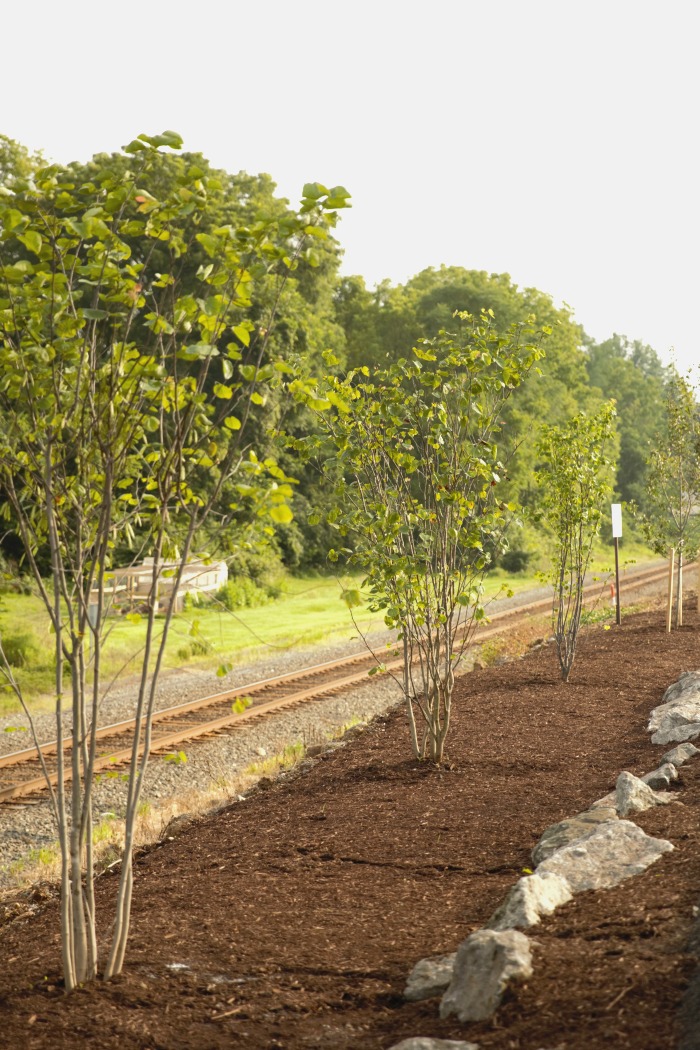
(0, 536, 659, 715)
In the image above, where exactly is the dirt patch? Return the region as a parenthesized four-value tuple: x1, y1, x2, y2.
(0, 607, 698, 1049)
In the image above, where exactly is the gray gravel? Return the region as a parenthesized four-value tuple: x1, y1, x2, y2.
(0, 564, 668, 884)
(0, 641, 405, 883)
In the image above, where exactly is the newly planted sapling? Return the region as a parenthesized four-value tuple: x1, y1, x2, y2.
(534, 402, 617, 681)
(0, 131, 348, 987)
(641, 373, 700, 627)
(299, 311, 547, 763)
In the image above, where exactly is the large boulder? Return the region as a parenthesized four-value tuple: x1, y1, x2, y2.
(439, 929, 532, 1023)
(389, 1041, 479, 1050)
(651, 722, 700, 746)
(404, 954, 456, 1001)
(660, 670, 700, 705)
(615, 771, 672, 817)
(649, 673, 700, 743)
(531, 807, 618, 865)
(536, 820, 673, 892)
(486, 872, 572, 930)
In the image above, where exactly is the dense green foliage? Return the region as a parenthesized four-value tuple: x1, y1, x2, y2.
(0, 132, 685, 583)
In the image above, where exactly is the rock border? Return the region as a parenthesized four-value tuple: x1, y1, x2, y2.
(397, 668, 700, 1045)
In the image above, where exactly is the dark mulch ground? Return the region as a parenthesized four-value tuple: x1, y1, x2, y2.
(1, 606, 700, 1049)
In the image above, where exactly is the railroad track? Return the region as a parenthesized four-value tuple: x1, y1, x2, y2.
(0, 561, 675, 805)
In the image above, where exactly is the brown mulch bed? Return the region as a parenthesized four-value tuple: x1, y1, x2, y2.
(1, 607, 700, 1049)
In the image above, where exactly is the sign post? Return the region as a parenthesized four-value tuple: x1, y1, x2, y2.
(611, 503, 622, 625)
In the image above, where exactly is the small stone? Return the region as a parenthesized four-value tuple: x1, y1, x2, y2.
(486, 872, 572, 930)
(537, 820, 673, 892)
(255, 747, 267, 757)
(663, 742, 700, 766)
(531, 808, 618, 865)
(641, 763, 679, 790)
(440, 929, 532, 1023)
(404, 953, 456, 1001)
(615, 771, 672, 817)
(389, 1040, 480, 1050)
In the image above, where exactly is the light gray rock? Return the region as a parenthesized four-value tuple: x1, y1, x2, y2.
(439, 929, 533, 1023)
(661, 671, 700, 705)
(663, 742, 700, 766)
(389, 1040, 480, 1050)
(641, 762, 679, 790)
(648, 697, 700, 737)
(486, 872, 573, 930)
(615, 770, 672, 817)
(651, 721, 700, 746)
(588, 795, 617, 811)
(404, 953, 456, 1001)
(531, 807, 618, 865)
(537, 819, 673, 892)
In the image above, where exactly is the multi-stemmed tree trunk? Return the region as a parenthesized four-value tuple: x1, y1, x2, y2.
(0, 132, 348, 987)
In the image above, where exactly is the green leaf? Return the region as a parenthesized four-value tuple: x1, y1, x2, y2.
(224, 415, 242, 430)
(123, 139, 149, 153)
(341, 588, 362, 609)
(125, 613, 142, 625)
(178, 343, 220, 360)
(232, 323, 251, 347)
(269, 503, 293, 524)
(18, 230, 42, 256)
(302, 182, 328, 200)
(232, 696, 252, 715)
(214, 383, 233, 399)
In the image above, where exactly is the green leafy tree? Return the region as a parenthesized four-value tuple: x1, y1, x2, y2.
(642, 375, 700, 621)
(334, 266, 601, 524)
(585, 333, 669, 508)
(298, 312, 547, 763)
(0, 133, 43, 186)
(0, 130, 348, 988)
(535, 403, 617, 682)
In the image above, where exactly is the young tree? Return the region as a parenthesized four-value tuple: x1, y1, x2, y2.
(0, 131, 348, 988)
(297, 312, 547, 763)
(534, 403, 617, 682)
(641, 373, 700, 625)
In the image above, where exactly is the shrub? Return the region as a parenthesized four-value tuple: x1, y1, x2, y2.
(500, 548, 531, 573)
(0, 629, 39, 668)
(216, 576, 272, 611)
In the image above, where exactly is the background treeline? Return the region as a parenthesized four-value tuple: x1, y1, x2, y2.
(0, 135, 672, 580)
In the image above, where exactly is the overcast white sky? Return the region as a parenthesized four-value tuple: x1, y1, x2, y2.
(3, 0, 697, 374)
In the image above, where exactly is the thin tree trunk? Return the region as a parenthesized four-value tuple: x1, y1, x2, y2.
(666, 548, 675, 633)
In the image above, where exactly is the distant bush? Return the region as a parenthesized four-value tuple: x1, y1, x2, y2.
(0, 629, 39, 667)
(500, 549, 531, 574)
(0, 574, 34, 596)
(216, 577, 272, 612)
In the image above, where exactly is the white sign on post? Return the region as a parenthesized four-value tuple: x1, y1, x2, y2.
(611, 503, 622, 539)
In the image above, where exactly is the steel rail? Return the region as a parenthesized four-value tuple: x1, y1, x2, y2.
(0, 560, 676, 803)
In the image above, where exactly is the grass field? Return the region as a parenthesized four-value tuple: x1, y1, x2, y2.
(0, 535, 658, 715)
